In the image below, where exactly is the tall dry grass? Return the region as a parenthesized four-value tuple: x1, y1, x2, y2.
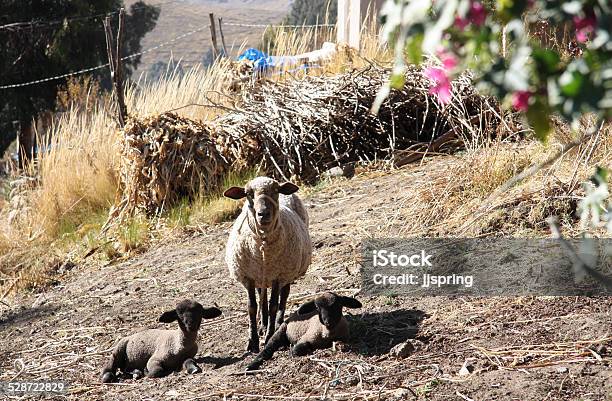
(0, 23, 386, 289)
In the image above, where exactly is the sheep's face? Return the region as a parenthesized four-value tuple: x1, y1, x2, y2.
(224, 177, 299, 232)
(297, 293, 363, 330)
(159, 300, 222, 333)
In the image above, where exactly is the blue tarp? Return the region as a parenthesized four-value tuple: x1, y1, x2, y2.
(237, 48, 299, 73)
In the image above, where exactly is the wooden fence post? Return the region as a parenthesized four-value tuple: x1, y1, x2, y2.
(209, 13, 219, 59)
(104, 9, 127, 127)
(218, 17, 228, 57)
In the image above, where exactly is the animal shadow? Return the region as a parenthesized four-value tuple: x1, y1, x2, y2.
(346, 308, 428, 356)
(0, 304, 58, 328)
(195, 354, 247, 369)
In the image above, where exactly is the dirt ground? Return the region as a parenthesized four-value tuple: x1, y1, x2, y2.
(1, 166, 611, 400)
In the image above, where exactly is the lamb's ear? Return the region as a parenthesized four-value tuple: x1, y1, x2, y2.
(297, 300, 316, 315)
(340, 296, 362, 309)
(159, 309, 178, 323)
(279, 182, 299, 195)
(201, 307, 222, 319)
(224, 186, 247, 200)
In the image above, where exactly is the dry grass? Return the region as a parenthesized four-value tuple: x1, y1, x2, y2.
(385, 121, 612, 238)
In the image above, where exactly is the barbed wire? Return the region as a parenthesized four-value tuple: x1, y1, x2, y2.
(0, 0, 186, 31)
(0, 23, 210, 89)
(222, 22, 335, 28)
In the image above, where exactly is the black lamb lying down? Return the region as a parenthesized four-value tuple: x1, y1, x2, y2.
(101, 300, 222, 382)
(246, 292, 362, 370)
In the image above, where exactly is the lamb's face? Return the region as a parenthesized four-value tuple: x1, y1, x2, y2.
(223, 176, 299, 233)
(159, 300, 222, 333)
(315, 294, 343, 329)
(297, 292, 363, 330)
(176, 300, 205, 332)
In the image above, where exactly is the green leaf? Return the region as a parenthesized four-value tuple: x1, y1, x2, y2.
(559, 70, 585, 97)
(526, 96, 552, 142)
(390, 73, 406, 89)
(592, 166, 610, 185)
(405, 33, 424, 65)
(532, 49, 561, 75)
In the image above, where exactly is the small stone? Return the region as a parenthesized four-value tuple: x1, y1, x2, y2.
(390, 340, 417, 358)
(393, 388, 411, 400)
(459, 359, 476, 376)
(556, 366, 569, 374)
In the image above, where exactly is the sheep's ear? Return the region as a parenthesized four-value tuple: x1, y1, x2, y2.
(340, 296, 362, 309)
(297, 300, 316, 315)
(159, 310, 178, 323)
(279, 182, 299, 195)
(224, 187, 246, 199)
(201, 307, 222, 319)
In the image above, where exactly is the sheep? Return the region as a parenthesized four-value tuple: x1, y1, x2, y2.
(246, 292, 362, 370)
(101, 300, 222, 382)
(224, 176, 312, 352)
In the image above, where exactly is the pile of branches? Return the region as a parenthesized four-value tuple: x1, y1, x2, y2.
(106, 113, 227, 225)
(108, 64, 503, 222)
(216, 64, 502, 182)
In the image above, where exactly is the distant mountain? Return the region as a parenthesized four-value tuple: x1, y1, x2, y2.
(124, 0, 291, 78)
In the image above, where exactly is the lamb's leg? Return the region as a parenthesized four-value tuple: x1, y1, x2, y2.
(246, 323, 289, 371)
(183, 358, 202, 374)
(257, 287, 268, 336)
(265, 280, 280, 344)
(101, 339, 127, 383)
(246, 281, 260, 353)
(291, 341, 313, 357)
(146, 357, 169, 378)
(276, 283, 290, 328)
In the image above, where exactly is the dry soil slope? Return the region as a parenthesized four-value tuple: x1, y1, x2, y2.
(0, 166, 610, 400)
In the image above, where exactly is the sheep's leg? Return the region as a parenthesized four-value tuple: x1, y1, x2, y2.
(183, 358, 202, 374)
(146, 357, 169, 378)
(257, 287, 268, 336)
(291, 341, 313, 356)
(246, 323, 290, 371)
(101, 339, 127, 383)
(276, 283, 290, 328)
(246, 281, 260, 353)
(264, 280, 280, 344)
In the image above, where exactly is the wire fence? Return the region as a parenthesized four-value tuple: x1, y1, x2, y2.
(0, 14, 335, 90)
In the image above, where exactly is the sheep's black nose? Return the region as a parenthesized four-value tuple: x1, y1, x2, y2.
(257, 210, 271, 220)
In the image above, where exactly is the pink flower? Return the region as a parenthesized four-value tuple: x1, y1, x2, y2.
(424, 67, 453, 104)
(469, 2, 486, 26)
(454, 1, 486, 30)
(438, 49, 458, 70)
(573, 9, 597, 43)
(455, 16, 469, 30)
(512, 91, 531, 112)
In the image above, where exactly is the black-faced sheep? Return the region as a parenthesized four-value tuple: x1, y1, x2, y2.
(246, 292, 362, 370)
(101, 300, 222, 382)
(224, 176, 312, 352)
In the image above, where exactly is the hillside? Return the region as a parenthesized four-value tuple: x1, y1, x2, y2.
(124, 0, 291, 77)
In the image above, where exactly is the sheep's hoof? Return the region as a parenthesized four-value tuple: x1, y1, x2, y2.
(247, 339, 260, 353)
(187, 366, 201, 374)
(101, 372, 115, 383)
(245, 362, 259, 371)
(132, 369, 144, 380)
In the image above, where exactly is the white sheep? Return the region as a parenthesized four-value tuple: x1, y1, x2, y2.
(246, 292, 362, 370)
(224, 176, 312, 352)
(101, 300, 222, 382)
